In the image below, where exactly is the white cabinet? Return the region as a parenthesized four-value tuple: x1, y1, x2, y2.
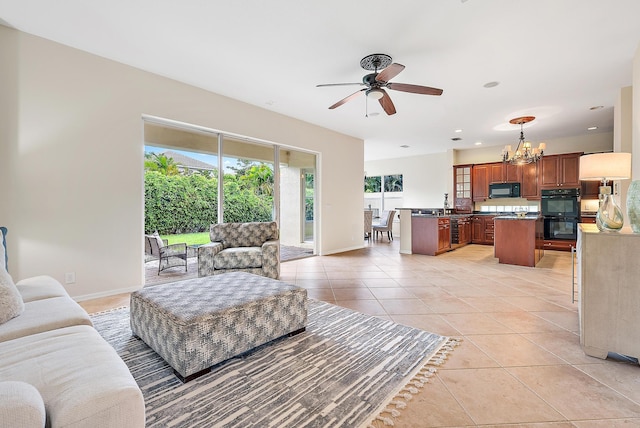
(577, 224, 640, 360)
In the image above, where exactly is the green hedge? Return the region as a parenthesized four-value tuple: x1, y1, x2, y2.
(144, 171, 273, 234)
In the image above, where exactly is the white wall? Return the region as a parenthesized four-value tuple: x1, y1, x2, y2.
(614, 86, 633, 220)
(633, 43, 640, 180)
(0, 26, 364, 299)
(364, 152, 449, 208)
(454, 132, 614, 166)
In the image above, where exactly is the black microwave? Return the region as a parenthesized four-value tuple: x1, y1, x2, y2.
(489, 182, 521, 198)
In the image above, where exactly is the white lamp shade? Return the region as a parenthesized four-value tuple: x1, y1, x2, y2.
(579, 152, 632, 181)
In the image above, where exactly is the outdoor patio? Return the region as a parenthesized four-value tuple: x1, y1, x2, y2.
(145, 244, 314, 287)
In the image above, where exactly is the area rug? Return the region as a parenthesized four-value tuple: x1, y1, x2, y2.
(91, 300, 457, 428)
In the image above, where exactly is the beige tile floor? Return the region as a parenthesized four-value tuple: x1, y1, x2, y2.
(79, 240, 640, 427)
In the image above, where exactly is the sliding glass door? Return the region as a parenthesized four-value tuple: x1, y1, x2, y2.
(143, 118, 317, 255)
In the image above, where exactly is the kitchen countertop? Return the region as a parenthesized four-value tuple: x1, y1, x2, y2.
(495, 215, 541, 220)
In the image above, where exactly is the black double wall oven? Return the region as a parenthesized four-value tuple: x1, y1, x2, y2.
(541, 188, 580, 241)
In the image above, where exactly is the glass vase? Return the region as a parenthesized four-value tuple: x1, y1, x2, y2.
(627, 180, 640, 233)
(596, 187, 624, 232)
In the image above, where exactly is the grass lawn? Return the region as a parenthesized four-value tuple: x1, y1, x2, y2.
(161, 232, 210, 246)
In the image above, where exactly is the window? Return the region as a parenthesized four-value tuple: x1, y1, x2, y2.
(143, 119, 317, 252)
(384, 174, 403, 192)
(364, 174, 403, 218)
(364, 176, 381, 193)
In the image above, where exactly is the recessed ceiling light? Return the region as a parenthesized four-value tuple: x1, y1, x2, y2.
(587, 126, 598, 131)
(474, 142, 482, 146)
(589, 105, 604, 111)
(367, 112, 380, 117)
(400, 145, 410, 148)
(454, 129, 463, 133)
(451, 137, 462, 141)
(483, 81, 500, 88)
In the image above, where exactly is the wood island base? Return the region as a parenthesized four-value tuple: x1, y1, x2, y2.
(494, 216, 544, 267)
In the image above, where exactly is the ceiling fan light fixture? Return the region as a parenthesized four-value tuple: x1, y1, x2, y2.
(366, 88, 384, 100)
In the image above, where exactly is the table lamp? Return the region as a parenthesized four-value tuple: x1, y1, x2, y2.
(579, 152, 632, 231)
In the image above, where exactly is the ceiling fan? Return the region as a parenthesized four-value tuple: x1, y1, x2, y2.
(316, 53, 443, 116)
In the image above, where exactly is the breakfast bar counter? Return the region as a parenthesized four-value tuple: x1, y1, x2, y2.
(494, 215, 544, 267)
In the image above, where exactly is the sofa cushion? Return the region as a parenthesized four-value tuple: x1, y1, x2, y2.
(210, 221, 278, 248)
(0, 380, 46, 428)
(0, 267, 24, 325)
(214, 247, 263, 269)
(16, 275, 69, 303)
(0, 325, 145, 428)
(0, 296, 91, 343)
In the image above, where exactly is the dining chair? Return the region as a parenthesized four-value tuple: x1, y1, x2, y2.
(373, 210, 396, 241)
(364, 210, 373, 240)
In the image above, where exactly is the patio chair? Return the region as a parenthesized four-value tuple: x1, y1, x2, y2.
(145, 232, 188, 275)
(373, 210, 396, 241)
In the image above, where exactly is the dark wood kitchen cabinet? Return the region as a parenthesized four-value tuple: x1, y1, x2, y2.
(458, 216, 472, 245)
(472, 165, 489, 201)
(411, 216, 451, 256)
(489, 162, 522, 184)
(489, 162, 504, 184)
(471, 215, 495, 245)
(581, 180, 612, 199)
(494, 217, 544, 267)
(541, 153, 581, 189)
(521, 161, 541, 199)
(454, 165, 473, 212)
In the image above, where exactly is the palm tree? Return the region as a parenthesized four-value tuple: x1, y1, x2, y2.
(144, 152, 180, 176)
(241, 164, 274, 196)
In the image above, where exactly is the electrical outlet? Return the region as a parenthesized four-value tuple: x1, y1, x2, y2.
(65, 272, 76, 284)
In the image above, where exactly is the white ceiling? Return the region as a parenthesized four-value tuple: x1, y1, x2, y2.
(2, 0, 640, 161)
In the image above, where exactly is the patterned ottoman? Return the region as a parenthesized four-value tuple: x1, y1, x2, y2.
(130, 272, 307, 382)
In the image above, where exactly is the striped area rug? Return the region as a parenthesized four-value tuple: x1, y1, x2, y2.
(91, 300, 456, 428)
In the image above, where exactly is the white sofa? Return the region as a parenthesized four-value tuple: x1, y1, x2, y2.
(0, 272, 145, 428)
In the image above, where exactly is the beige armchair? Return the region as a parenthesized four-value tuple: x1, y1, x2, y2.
(197, 221, 280, 279)
(373, 210, 396, 241)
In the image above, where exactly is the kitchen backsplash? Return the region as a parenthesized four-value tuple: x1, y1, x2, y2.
(476, 198, 539, 213)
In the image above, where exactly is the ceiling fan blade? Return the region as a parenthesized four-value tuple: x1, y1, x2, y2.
(329, 89, 366, 109)
(378, 89, 396, 115)
(316, 83, 365, 87)
(387, 82, 443, 96)
(376, 63, 405, 83)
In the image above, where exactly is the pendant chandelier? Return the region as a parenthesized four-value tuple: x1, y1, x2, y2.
(501, 116, 545, 165)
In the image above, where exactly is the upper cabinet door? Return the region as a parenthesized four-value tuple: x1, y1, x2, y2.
(541, 155, 560, 188)
(560, 154, 580, 187)
(541, 153, 582, 189)
(489, 163, 504, 184)
(504, 163, 522, 183)
(454, 165, 473, 212)
(489, 162, 522, 184)
(473, 165, 489, 201)
(521, 162, 540, 199)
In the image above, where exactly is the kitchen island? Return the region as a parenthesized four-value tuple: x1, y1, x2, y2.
(494, 215, 544, 267)
(397, 208, 473, 255)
